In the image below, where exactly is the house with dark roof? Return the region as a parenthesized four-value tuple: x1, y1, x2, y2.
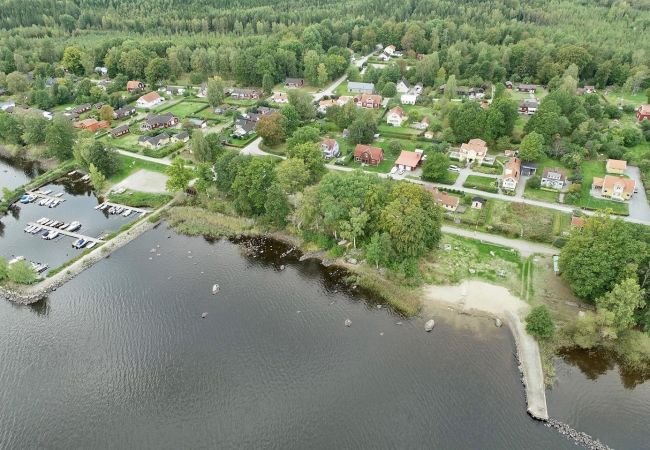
(113, 105, 136, 120)
(172, 132, 190, 143)
(138, 133, 170, 149)
(285, 78, 304, 88)
(72, 103, 91, 115)
(541, 168, 567, 190)
(233, 118, 257, 138)
(141, 113, 178, 131)
(110, 124, 130, 138)
(228, 88, 262, 100)
(348, 82, 375, 94)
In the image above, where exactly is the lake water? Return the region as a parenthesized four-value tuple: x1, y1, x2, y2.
(0, 227, 648, 449)
(0, 153, 43, 192)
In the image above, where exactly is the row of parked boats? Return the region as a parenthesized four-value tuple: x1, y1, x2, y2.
(7, 256, 48, 274)
(19, 190, 65, 207)
(95, 203, 133, 217)
(34, 217, 82, 232)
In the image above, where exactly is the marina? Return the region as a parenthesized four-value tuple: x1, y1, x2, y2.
(25, 222, 104, 244)
(97, 201, 150, 215)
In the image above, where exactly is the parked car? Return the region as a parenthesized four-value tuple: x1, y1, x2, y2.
(448, 165, 460, 172)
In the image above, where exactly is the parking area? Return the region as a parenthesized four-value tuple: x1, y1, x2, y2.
(111, 169, 168, 194)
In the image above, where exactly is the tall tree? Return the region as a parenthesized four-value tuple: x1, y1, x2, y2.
(166, 157, 193, 192)
(46, 116, 75, 161)
(192, 130, 212, 162)
(207, 79, 225, 107)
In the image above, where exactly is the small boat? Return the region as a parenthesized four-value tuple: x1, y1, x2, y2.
(94, 203, 104, 210)
(115, 207, 124, 214)
(81, 174, 90, 182)
(108, 207, 116, 214)
(54, 192, 64, 198)
(19, 195, 31, 204)
(33, 263, 48, 274)
(72, 238, 86, 249)
(8, 256, 25, 265)
(45, 220, 55, 226)
(212, 284, 220, 295)
(61, 223, 69, 229)
(85, 242, 97, 249)
(66, 221, 81, 232)
(39, 198, 48, 206)
(345, 319, 352, 327)
(49, 200, 59, 208)
(100, 204, 109, 211)
(42, 230, 59, 240)
(37, 217, 48, 224)
(40, 189, 52, 195)
(24, 225, 33, 232)
(201, 312, 208, 319)
(122, 209, 132, 217)
(31, 226, 42, 234)
(41, 229, 50, 237)
(43, 198, 53, 207)
(424, 319, 435, 332)
(67, 170, 77, 176)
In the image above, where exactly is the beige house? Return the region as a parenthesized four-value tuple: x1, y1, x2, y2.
(606, 159, 627, 175)
(459, 138, 488, 164)
(501, 157, 521, 191)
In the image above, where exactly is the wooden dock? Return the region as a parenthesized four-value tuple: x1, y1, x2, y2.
(101, 202, 150, 215)
(27, 223, 105, 244)
(27, 190, 66, 202)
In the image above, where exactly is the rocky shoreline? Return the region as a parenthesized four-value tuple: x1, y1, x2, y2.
(545, 418, 614, 450)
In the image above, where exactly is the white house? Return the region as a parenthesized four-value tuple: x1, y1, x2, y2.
(386, 106, 407, 126)
(541, 167, 567, 190)
(501, 157, 521, 191)
(396, 79, 410, 94)
(401, 93, 417, 105)
(321, 139, 340, 159)
(384, 45, 396, 56)
(271, 92, 289, 104)
(136, 92, 164, 109)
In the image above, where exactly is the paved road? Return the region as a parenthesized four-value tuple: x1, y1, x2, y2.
(625, 166, 650, 222)
(312, 52, 373, 102)
(441, 226, 557, 256)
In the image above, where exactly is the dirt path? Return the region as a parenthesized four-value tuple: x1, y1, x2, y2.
(422, 280, 549, 420)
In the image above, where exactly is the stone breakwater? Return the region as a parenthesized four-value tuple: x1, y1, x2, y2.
(1, 216, 158, 305)
(545, 418, 614, 450)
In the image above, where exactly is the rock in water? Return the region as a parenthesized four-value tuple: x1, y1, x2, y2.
(495, 318, 503, 327)
(212, 284, 219, 295)
(344, 319, 352, 327)
(201, 312, 208, 318)
(424, 319, 435, 332)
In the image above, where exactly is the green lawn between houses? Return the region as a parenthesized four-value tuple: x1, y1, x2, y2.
(463, 174, 498, 193)
(159, 100, 206, 118)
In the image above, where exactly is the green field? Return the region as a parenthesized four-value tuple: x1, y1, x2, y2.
(523, 186, 560, 203)
(377, 124, 422, 137)
(160, 100, 205, 118)
(224, 98, 258, 107)
(463, 175, 499, 193)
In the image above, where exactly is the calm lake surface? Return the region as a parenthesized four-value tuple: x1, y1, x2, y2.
(0, 153, 43, 192)
(0, 226, 648, 449)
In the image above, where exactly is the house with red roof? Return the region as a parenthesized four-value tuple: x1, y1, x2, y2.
(354, 144, 384, 166)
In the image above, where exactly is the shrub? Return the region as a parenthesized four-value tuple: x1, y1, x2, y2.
(525, 305, 555, 340)
(8, 260, 37, 284)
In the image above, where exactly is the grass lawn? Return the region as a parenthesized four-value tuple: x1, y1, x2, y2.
(568, 160, 629, 215)
(107, 155, 169, 184)
(101, 129, 143, 153)
(463, 174, 498, 193)
(377, 124, 422, 137)
(273, 82, 319, 94)
(224, 98, 257, 107)
(108, 190, 172, 208)
(50, 103, 75, 112)
(160, 100, 205, 118)
(421, 234, 523, 293)
(488, 200, 570, 243)
(350, 153, 398, 173)
(437, 171, 460, 185)
(523, 185, 560, 203)
(260, 141, 288, 156)
(226, 133, 257, 147)
(602, 89, 647, 106)
(624, 142, 650, 164)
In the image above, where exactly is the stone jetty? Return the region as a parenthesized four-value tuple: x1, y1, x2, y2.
(545, 418, 614, 450)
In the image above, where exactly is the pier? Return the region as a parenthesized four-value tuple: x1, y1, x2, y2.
(27, 222, 105, 244)
(100, 202, 150, 215)
(26, 190, 66, 202)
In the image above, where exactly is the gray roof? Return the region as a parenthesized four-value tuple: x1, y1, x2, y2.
(175, 132, 189, 140)
(111, 124, 129, 135)
(139, 133, 169, 146)
(348, 81, 375, 91)
(145, 112, 176, 127)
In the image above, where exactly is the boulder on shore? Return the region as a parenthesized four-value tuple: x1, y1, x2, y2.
(424, 319, 435, 332)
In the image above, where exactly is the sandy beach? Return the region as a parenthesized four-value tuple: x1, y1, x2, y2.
(422, 280, 549, 420)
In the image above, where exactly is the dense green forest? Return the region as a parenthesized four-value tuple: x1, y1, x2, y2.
(1, 0, 649, 88)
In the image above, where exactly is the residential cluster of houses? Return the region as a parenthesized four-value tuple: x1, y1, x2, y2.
(438, 85, 485, 100)
(378, 45, 402, 62)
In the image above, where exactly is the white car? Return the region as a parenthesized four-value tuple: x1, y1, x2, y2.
(390, 167, 398, 175)
(448, 165, 460, 173)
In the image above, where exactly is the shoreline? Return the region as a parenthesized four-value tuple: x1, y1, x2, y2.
(422, 280, 549, 421)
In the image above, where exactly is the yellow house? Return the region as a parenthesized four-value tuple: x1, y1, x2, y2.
(606, 159, 627, 175)
(593, 175, 635, 201)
